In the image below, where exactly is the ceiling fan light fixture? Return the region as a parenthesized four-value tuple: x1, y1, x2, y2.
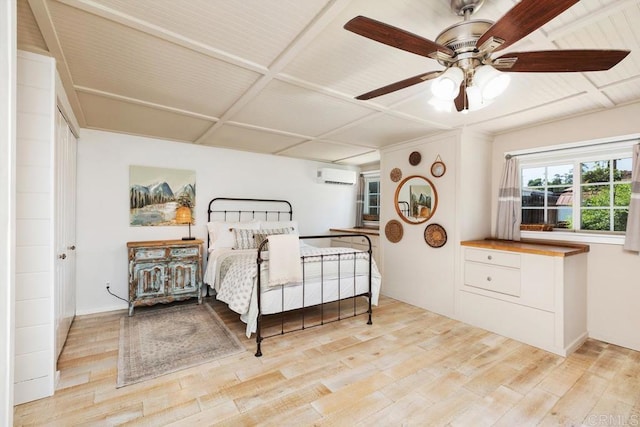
(431, 66, 464, 100)
(474, 64, 510, 100)
(465, 85, 487, 111)
(428, 96, 453, 112)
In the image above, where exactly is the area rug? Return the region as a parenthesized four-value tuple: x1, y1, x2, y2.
(117, 302, 245, 388)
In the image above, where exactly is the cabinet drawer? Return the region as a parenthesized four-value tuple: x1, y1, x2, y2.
(464, 262, 521, 297)
(352, 235, 375, 247)
(330, 235, 353, 246)
(133, 248, 166, 260)
(465, 248, 520, 268)
(170, 246, 200, 258)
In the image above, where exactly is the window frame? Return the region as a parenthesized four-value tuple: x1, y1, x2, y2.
(362, 171, 380, 223)
(513, 137, 637, 245)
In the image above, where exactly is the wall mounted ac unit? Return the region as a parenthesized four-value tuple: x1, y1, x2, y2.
(317, 168, 357, 185)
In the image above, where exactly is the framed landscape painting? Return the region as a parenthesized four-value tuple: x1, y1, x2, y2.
(129, 166, 196, 226)
(410, 184, 432, 219)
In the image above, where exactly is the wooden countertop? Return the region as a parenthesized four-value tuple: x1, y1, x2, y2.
(127, 239, 204, 248)
(330, 227, 380, 236)
(461, 239, 589, 257)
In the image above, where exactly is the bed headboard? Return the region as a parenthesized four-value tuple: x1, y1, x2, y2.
(207, 197, 293, 223)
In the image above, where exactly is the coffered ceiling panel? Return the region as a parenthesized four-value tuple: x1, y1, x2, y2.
(327, 114, 444, 148)
(79, 0, 332, 68)
(78, 92, 214, 142)
(17, 0, 47, 51)
(48, 1, 261, 117)
(199, 124, 306, 154)
(336, 150, 381, 166)
(230, 79, 376, 136)
(470, 94, 605, 134)
(552, 4, 640, 88)
(17, 0, 640, 166)
(278, 140, 376, 163)
(602, 79, 640, 104)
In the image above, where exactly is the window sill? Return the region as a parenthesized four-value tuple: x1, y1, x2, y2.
(521, 230, 625, 245)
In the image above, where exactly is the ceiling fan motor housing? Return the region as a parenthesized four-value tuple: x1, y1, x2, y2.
(450, 0, 485, 16)
(434, 19, 493, 72)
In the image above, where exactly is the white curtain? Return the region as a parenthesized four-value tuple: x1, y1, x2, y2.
(624, 144, 640, 252)
(355, 174, 364, 228)
(495, 156, 521, 241)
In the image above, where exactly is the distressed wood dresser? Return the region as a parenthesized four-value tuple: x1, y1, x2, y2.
(126, 239, 203, 315)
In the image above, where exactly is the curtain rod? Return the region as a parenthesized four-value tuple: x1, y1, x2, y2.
(505, 138, 639, 160)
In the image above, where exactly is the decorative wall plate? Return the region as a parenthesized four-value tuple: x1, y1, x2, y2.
(385, 219, 404, 243)
(424, 223, 447, 248)
(430, 155, 446, 178)
(390, 167, 402, 182)
(409, 151, 421, 166)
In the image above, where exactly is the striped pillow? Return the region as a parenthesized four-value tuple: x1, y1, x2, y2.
(232, 228, 258, 250)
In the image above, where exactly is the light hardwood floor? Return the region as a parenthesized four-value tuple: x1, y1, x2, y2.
(14, 296, 640, 426)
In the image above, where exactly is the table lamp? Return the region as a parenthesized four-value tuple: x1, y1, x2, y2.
(175, 206, 195, 240)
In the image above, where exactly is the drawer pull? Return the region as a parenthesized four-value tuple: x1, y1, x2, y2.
(486, 276, 492, 282)
(487, 255, 493, 260)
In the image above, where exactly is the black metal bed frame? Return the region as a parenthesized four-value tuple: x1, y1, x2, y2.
(207, 197, 373, 357)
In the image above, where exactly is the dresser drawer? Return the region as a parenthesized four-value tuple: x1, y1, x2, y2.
(170, 246, 200, 258)
(464, 262, 521, 297)
(465, 248, 521, 268)
(133, 248, 166, 261)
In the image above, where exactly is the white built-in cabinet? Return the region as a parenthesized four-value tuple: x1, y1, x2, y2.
(459, 240, 588, 356)
(15, 51, 78, 404)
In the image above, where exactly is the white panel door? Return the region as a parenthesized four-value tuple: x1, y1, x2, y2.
(54, 108, 76, 360)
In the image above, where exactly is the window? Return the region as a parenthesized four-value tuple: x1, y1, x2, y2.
(519, 141, 634, 234)
(363, 173, 380, 221)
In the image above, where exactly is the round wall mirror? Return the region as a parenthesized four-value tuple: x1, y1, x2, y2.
(394, 175, 438, 224)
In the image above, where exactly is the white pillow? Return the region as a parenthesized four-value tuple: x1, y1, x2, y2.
(207, 220, 260, 250)
(253, 227, 296, 250)
(260, 220, 299, 235)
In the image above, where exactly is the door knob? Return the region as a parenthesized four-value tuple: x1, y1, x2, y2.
(58, 253, 67, 260)
(68, 245, 76, 250)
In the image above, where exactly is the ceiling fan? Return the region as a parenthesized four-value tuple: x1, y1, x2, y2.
(344, 0, 630, 112)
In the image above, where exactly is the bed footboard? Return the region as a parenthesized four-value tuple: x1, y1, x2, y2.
(254, 234, 374, 357)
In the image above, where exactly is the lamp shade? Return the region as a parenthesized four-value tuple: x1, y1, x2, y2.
(474, 65, 510, 101)
(175, 206, 192, 224)
(431, 67, 464, 100)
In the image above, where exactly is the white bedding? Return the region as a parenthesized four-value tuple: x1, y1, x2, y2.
(204, 244, 381, 337)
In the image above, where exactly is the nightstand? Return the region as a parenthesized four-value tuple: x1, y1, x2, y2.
(126, 239, 203, 315)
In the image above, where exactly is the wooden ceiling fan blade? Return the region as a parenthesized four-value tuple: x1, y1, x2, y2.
(344, 16, 455, 59)
(453, 82, 467, 112)
(477, 0, 578, 53)
(355, 71, 442, 100)
(494, 50, 631, 72)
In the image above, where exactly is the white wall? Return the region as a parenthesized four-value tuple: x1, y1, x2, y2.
(491, 102, 640, 351)
(380, 130, 492, 319)
(380, 133, 460, 318)
(1, 0, 16, 422)
(76, 129, 358, 314)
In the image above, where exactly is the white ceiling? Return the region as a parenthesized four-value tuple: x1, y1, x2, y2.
(16, 0, 640, 166)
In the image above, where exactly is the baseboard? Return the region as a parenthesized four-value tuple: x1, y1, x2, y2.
(75, 304, 128, 316)
(564, 332, 589, 356)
